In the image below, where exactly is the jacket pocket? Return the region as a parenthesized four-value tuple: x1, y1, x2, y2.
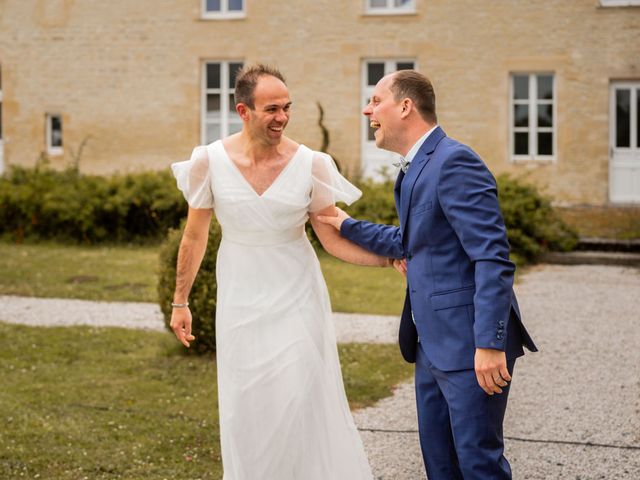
(410, 201, 433, 216)
(430, 286, 475, 310)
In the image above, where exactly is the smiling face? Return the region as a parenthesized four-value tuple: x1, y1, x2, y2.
(363, 74, 405, 155)
(239, 74, 292, 147)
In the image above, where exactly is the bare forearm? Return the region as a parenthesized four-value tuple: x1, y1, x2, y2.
(173, 234, 208, 302)
(311, 216, 388, 267)
(173, 208, 212, 302)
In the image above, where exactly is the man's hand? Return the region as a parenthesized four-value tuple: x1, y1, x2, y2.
(474, 348, 511, 395)
(391, 258, 407, 276)
(315, 206, 351, 231)
(170, 307, 196, 347)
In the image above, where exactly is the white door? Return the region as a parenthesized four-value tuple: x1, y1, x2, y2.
(361, 60, 415, 181)
(610, 83, 640, 203)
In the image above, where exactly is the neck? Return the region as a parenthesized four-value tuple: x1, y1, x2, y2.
(399, 123, 435, 157)
(240, 131, 286, 162)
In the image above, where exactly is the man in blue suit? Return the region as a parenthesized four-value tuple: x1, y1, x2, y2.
(318, 70, 537, 479)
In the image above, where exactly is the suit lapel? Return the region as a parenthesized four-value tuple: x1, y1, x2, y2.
(399, 127, 447, 236)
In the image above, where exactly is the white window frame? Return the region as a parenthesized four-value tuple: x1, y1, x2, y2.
(46, 113, 63, 156)
(364, 0, 416, 15)
(201, 0, 246, 20)
(509, 73, 556, 163)
(600, 0, 640, 7)
(201, 61, 243, 145)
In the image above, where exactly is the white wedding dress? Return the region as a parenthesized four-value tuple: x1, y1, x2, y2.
(172, 141, 373, 480)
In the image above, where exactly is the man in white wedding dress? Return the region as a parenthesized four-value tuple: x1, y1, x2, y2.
(169, 64, 390, 480)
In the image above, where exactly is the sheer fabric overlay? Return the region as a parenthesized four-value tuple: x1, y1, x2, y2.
(171, 141, 371, 480)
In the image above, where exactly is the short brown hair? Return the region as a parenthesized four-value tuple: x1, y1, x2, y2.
(234, 64, 287, 109)
(390, 70, 437, 124)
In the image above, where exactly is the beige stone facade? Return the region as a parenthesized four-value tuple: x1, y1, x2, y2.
(0, 0, 638, 204)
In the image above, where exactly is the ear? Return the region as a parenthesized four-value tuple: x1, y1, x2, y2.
(400, 98, 412, 119)
(236, 103, 250, 120)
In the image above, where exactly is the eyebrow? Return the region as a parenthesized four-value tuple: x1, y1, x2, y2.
(263, 102, 292, 110)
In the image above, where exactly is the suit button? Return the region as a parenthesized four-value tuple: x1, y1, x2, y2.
(411, 289, 416, 293)
(407, 253, 413, 260)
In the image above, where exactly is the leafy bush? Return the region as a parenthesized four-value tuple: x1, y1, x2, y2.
(157, 219, 222, 354)
(0, 165, 186, 243)
(496, 174, 578, 262)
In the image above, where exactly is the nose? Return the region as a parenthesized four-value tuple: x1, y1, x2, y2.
(275, 110, 288, 123)
(362, 103, 372, 117)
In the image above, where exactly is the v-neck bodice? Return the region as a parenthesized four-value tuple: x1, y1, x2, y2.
(171, 139, 362, 246)
(219, 142, 303, 198)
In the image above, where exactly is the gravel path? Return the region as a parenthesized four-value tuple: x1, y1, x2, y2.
(0, 296, 398, 344)
(354, 264, 640, 479)
(2, 263, 639, 478)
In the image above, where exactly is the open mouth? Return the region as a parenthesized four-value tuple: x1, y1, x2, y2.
(370, 121, 380, 129)
(268, 126, 284, 133)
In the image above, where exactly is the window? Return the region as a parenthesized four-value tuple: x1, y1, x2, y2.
(365, 0, 415, 15)
(46, 114, 63, 156)
(202, 61, 243, 144)
(202, 0, 245, 19)
(600, 0, 640, 6)
(510, 73, 555, 161)
(361, 59, 415, 179)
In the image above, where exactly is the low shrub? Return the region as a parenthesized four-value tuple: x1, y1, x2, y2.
(0, 165, 186, 243)
(157, 219, 222, 354)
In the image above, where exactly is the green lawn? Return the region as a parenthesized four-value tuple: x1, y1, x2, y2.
(0, 322, 412, 479)
(0, 241, 406, 315)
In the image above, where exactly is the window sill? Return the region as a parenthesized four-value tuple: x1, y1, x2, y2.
(47, 147, 64, 156)
(511, 156, 556, 164)
(362, 9, 417, 17)
(200, 12, 246, 20)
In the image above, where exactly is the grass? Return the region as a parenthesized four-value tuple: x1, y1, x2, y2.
(0, 322, 412, 479)
(0, 241, 406, 315)
(556, 205, 640, 240)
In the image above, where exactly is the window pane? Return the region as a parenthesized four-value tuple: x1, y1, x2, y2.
(537, 104, 553, 128)
(229, 122, 242, 135)
(513, 75, 528, 100)
(537, 75, 553, 100)
(514, 105, 529, 127)
(514, 132, 528, 155)
(537, 132, 553, 156)
(206, 0, 221, 12)
(51, 116, 63, 147)
(394, 0, 412, 7)
(206, 63, 221, 89)
(206, 123, 221, 143)
(616, 89, 631, 148)
(229, 62, 243, 88)
(228, 0, 243, 11)
(396, 62, 414, 71)
(369, 0, 387, 7)
(207, 94, 221, 115)
(367, 63, 385, 86)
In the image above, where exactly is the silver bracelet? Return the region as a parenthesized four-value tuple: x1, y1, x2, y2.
(171, 302, 189, 308)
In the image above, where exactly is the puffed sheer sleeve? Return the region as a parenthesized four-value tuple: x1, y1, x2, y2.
(171, 146, 214, 209)
(309, 152, 362, 212)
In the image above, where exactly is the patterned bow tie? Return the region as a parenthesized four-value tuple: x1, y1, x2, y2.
(393, 158, 411, 173)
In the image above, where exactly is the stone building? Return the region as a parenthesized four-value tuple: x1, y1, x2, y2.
(0, 0, 638, 204)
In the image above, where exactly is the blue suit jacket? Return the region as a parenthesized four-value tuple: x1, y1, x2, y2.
(342, 127, 537, 370)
